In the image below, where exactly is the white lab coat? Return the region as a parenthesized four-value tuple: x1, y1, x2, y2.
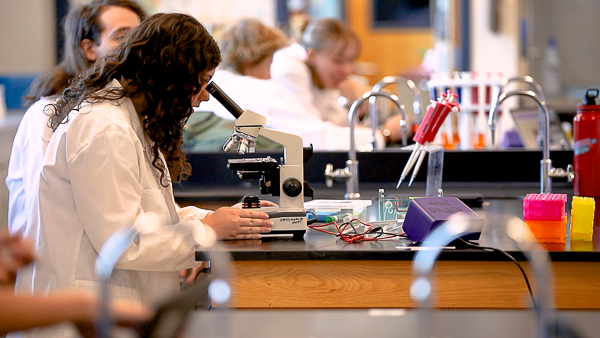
(270, 43, 350, 127)
(14, 80, 213, 337)
(6, 97, 54, 236)
(201, 69, 384, 151)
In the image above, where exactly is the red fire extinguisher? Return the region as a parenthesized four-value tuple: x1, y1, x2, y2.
(573, 88, 600, 198)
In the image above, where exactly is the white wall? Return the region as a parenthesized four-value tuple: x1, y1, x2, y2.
(469, 0, 520, 140)
(0, 0, 56, 74)
(470, 0, 520, 79)
(156, 0, 276, 34)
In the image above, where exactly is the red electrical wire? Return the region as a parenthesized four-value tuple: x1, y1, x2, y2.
(308, 219, 405, 243)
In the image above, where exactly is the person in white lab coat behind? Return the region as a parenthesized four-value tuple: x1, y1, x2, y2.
(6, 0, 146, 237)
(14, 13, 273, 337)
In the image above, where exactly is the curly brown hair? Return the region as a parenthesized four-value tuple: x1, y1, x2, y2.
(49, 13, 221, 185)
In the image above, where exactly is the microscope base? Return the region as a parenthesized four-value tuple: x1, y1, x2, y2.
(265, 229, 306, 241)
(258, 207, 307, 241)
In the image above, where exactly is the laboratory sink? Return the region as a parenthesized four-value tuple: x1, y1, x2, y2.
(175, 149, 574, 204)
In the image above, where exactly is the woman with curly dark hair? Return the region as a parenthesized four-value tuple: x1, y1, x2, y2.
(15, 13, 273, 336)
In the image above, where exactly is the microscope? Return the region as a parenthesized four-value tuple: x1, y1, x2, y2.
(206, 82, 312, 240)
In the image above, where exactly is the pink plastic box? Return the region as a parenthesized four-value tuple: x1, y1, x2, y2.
(523, 193, 567, 221)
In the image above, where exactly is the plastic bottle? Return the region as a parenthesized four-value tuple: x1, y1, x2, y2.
(573, 89, 600, 198)
(541, 37, 561, 96)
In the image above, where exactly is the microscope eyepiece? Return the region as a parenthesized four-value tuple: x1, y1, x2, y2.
(206, 81, 244, 118)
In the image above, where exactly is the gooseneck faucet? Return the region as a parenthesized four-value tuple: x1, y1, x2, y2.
(369, 76, 421, 148)
(411, 217, 554, 338)
(496, 75, 546, 101)
(489, 75, 547, 146)
(325, 91, 408, 199)
(489, 89, 554, 193)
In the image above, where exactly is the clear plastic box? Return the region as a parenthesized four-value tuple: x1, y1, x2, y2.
(304, 199, 372, 222)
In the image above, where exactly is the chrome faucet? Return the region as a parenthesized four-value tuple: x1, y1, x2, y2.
(489, 76, 546, 146)
(325, 91, 408, 199)
(505, 218, 555, 338)
(496, 75, 546, 101)
(369, 76, 422, 148)
(411, 216, 554, 338)
(489, 89, 555, 193)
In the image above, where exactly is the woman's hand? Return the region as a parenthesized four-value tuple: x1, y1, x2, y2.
(202, 207, 273, 240)
(383, 114, 411, 144)
(339, 78, 371, 119)
(0, 231, 35, 285)
(73, 292, 154, 338)
(179, 261, 210, 285)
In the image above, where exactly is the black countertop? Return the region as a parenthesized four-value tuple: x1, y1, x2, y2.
(193, 197, 600, 263)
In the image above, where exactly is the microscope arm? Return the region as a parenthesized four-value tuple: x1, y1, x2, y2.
(258, 127, 304, 166)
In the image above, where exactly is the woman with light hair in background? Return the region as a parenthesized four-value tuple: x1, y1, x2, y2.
(198, 17, 396, 151)
(270, 17, 406, 148)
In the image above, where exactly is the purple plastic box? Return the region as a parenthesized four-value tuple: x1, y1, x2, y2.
(403, 197, 484, 242)
(523, 193, 567, 221)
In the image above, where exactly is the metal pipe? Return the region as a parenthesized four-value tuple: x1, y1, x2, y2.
(488, 76, 546, 145)
(369, 76, 422, 148)
(489, 89, 552, 193)
(411, 216, 554, 338)
(345, 91, 408, 199)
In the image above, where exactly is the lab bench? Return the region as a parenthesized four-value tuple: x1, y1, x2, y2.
(176, 180, 600, 310)
(176, 149, 590, 310)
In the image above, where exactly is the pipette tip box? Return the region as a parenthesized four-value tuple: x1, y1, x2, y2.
(403, 197, 484, 242)
(523, 193, 567, 221)
(523, 193, 568, 243)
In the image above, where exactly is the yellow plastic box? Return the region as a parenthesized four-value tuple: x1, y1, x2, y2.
(570, 196, 595, 241)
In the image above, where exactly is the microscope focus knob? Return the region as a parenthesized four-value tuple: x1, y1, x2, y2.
(282, 178, 302, 197)
(241, 196, 260, 208)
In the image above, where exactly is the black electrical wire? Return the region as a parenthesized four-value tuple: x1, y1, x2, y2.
(306, 210, 318, 225)
(457, 237, 537, 308)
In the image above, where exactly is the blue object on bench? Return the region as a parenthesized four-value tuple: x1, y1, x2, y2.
(0, 75, 37, 109)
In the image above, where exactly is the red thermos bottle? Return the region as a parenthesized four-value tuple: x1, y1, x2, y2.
(573, 88, 600, 198)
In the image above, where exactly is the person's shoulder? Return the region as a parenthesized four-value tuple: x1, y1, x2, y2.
(18, 97, 56, 129)
(212, 69, 237, 81)
(68, 97, 132, 136)
(25, 96, 55, 114)
(275, 43, 306, 58)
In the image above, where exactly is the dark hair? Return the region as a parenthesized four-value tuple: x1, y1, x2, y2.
(24, 0, 146, 106)
(50, 13, 221, 185)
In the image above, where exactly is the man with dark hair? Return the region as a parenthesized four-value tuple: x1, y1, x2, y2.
(25, 0, 146, 104)
(7, 0, 145, 236)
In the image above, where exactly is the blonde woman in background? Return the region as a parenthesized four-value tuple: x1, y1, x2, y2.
(197, 17, 289, 122)
(200, 18, 393, 150)
(270, 17, 406, 147)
